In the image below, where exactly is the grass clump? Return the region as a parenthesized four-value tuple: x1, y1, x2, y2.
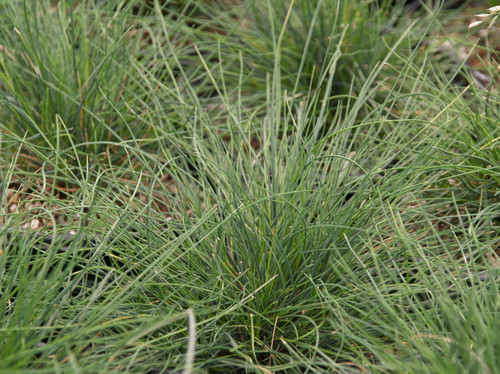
(0, 0, 499, 373)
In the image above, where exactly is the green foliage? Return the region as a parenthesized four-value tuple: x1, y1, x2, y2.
(0, 0, 499, 372)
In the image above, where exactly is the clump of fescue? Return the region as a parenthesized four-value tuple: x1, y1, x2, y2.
(0, 0, 498, 373)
